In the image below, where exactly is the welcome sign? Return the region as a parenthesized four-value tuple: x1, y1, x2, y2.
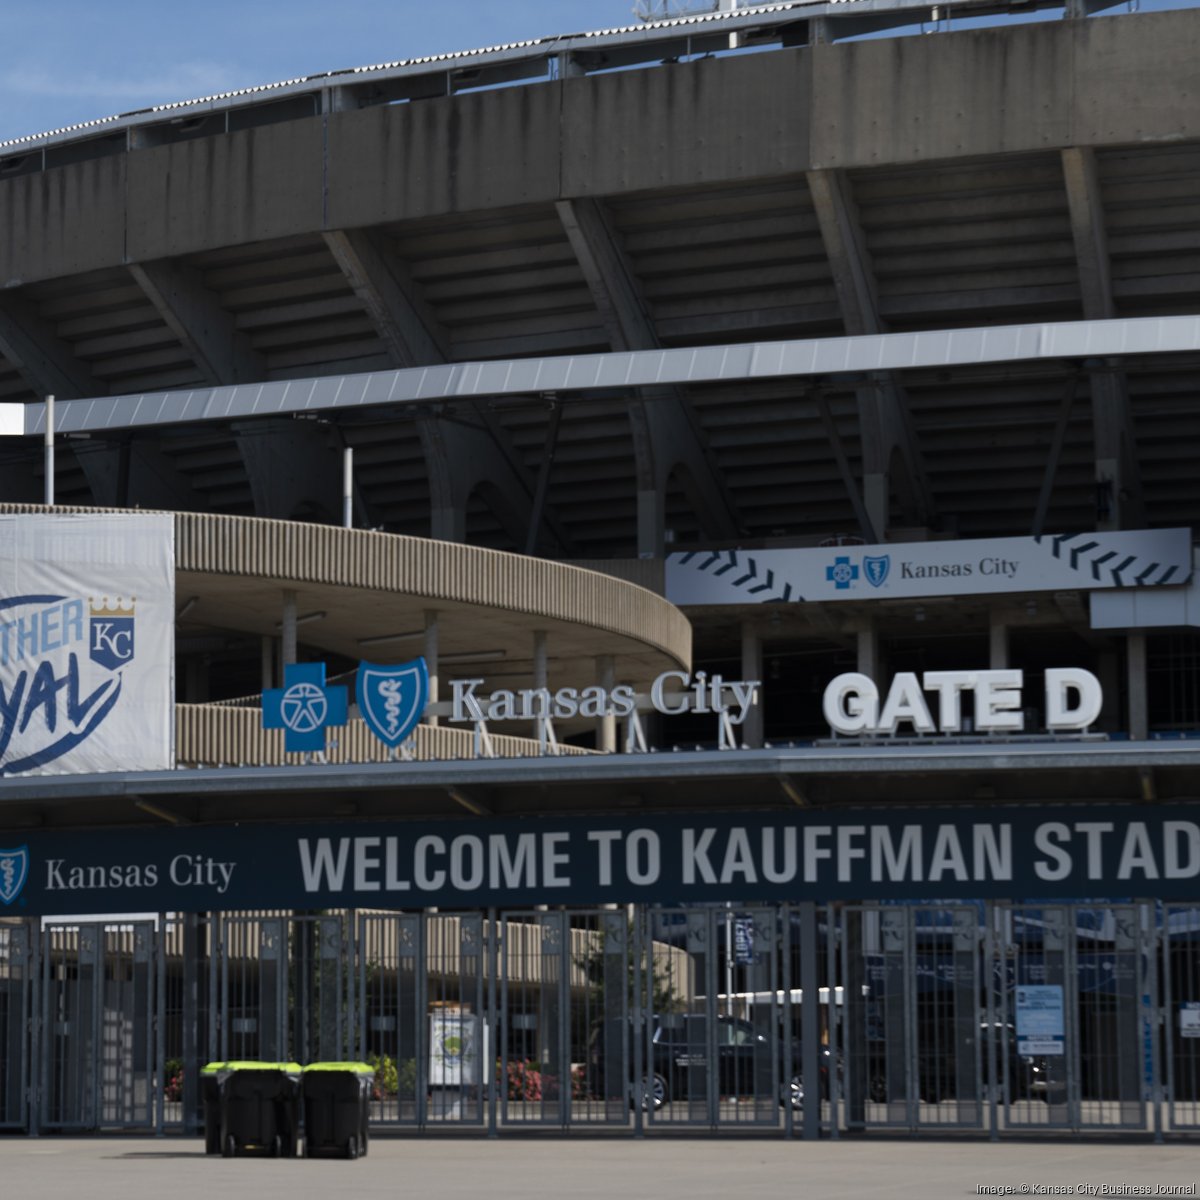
(2, 805, 1199, 916)
(0, 513, 174, 776)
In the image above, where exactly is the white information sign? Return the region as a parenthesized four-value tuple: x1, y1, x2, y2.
(428, 1007, 479, 1086)
(1180, 1001, 1200, 1039)
(667, 528, 1193, 606)
(1016, 984, 1066, 1057)
(0, 513, 175, 776)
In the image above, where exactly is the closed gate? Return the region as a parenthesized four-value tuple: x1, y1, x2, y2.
(839, 905, 984, 1132)
(1157, 903, 1200, 1133)
(217, 914, 350, 1063)
(356, 912, 486, 1128)
(500, 909, 630, 1127)
(641, 906, 783, 1128)
(0, 923, 32, 1130)
(993, 904, 1150, 1133)
(40, 921, 156, 1130)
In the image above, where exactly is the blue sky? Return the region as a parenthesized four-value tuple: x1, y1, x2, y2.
(0, 1, 643, 142)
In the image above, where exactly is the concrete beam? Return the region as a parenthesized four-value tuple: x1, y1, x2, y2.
(74, 438, 208, 511)
(417, 409, 570, 552)
(128, 259, 264, 386)
(322, 229, 447, 367)
(0, 292, 98, 399)
(807, 169, 933, 534)
(1061, 148, 1144, 531)
(555, 197, 740, 553)
(233, 417, 342, 522)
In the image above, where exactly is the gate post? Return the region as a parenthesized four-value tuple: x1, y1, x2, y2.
(1144, 900, 1163, 1144)
(487, 907, 498, 1139)
(798, 902, 821, 1141)
(29, 923, 40, 1137)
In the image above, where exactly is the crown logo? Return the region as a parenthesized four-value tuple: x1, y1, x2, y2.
(89, 596, 136, 618)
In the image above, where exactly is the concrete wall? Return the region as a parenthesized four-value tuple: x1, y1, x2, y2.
(1, 9, 1197, 286)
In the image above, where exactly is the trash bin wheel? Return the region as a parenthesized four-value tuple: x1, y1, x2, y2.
(222, 1134, 236, 1159)
(346, 1135, 358, 1161)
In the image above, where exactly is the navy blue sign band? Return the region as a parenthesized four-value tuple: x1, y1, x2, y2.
(5, 805, 1200, 916)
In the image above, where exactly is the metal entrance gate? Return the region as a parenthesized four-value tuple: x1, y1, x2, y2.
(641, 906, 784, 1129)
(0, 899, 1188, 1138)
(40, 921, 156, 1130)
(992, 904, 1149, 1134)
(216, 914, 350, 1064)
(838, 905, 984, 1133)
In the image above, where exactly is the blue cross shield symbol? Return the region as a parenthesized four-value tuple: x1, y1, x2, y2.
(262, 662, 348, 754)
(357, 658, 429, 749)
(863, 555, 891, 588)
(0, 846, 29, 906)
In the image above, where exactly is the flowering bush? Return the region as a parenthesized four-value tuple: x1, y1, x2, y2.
(501, 1059, 543, 1101)
(163, 1059, 184, 1102)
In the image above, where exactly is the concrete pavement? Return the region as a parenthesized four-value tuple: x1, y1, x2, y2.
(2, 1136, 1198, 1200)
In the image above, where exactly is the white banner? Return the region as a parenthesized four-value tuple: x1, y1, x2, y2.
(0, 513, 175, 776)
(667, 528, 1193, 606)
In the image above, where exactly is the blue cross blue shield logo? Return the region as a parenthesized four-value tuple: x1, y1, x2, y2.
(357, 658, 429, 749)
(863, 555, 891, 588)
(262, 662, 348, 754)
(0, 846, 29, 906)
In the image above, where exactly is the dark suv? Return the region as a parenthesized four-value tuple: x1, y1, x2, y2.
(589, 1013, 834, 1111)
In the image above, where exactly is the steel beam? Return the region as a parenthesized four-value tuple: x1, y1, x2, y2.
(128, 259, 264, 387)
(26, 315, 1200, 437)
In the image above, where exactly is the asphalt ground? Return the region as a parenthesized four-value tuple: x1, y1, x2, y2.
(2, 1135, 1199, 1200)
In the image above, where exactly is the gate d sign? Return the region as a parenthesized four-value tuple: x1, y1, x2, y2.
(823, 667, 1102, 736)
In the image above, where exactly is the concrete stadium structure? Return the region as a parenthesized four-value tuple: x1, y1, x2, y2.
(2, 0, 1200, 1144)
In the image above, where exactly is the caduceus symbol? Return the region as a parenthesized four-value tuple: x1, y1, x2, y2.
(0, 858, 14, 893)
(379, 679, 404, 736)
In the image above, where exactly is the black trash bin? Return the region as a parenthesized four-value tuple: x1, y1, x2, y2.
(214, 1061, 302, 1158)
(200, 1062, 230, 1155)
(301, 1063, 374, 1160)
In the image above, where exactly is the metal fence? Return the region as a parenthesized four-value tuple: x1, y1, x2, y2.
(0, 900, 1195, 1138)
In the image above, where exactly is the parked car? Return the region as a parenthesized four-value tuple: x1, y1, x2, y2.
(588, 1013, 835, 1111)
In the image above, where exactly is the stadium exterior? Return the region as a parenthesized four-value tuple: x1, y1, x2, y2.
(2, 0, 1200, 1142)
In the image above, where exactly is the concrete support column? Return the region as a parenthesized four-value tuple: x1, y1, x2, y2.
(424, 610, 440, 727)
(740, 620, 764, 749)
(281, 590, 298, 669)
(989, 615, 1009, 671)
(1098, 649, 1120, 731)
(596, 655, 617, 753)
(636, 485, 665, 560)
(533, 630, 549, 748)
(862, 473, 888, 547)
(260, 636, 274, 692)
(856, 619, 880, 682)
(1127, 632, 1148, 741)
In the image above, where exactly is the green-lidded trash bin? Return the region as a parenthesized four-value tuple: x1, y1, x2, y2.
(301, 1063, 374, 1160)
(211, 1061, 303, 1159)
(200, 1062, 231, 1155)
